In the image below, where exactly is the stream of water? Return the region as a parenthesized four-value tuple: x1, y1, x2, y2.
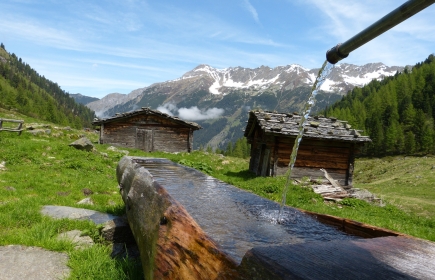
(137, 158, 357, 264)
(278, 60, 334, 222)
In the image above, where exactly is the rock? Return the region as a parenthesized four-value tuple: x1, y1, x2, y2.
(77, 197, 94, 205)
(102, 216, 135, 244)
(69, 137, 94, 151)
(0, 161, 6, 171)
(41, 205, 118, 224)
(57, 230, 94, 249)
(107, 146, 118, 152)
(0, 245, 70, 280)
(82, 188, 93, 196)
(348, 188, 377, 202)
(28, 129, 46, 136)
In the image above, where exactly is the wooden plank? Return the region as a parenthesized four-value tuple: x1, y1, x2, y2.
(0, 119, 24, 135)
(0, 118, 24, 123)
(278, 158, 348, 170)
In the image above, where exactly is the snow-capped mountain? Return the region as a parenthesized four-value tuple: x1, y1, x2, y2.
(187, 62, 401, 94)
(84, 62, 403, 149)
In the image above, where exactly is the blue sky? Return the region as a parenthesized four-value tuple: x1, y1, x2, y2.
(1, 0, 434, 98)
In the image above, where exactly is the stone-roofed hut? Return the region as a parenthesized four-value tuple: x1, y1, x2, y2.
(92, 107, 201, 153)
(244, 110, 371, 186)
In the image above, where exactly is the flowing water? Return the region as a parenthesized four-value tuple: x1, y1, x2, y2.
(136, 158, 357, 264)
(278, 61, 334, 221)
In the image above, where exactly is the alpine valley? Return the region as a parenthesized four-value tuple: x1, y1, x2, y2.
(73, 63, 404, 150)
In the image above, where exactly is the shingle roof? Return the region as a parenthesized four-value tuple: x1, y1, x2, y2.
(92, 107, 201, 130)
(244, 110, 371, 142)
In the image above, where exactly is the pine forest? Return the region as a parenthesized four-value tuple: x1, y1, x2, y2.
(324, 54, 435, 156)
(0, 44, 95, 128)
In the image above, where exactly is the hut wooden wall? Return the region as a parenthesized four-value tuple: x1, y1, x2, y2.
(248, 128, 357, 185)
(100, 114, 193, 153)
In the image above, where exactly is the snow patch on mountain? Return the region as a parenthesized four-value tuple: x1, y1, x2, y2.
(87, 62, 404, 119)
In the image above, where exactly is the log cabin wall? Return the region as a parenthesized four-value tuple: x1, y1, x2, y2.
(274, 137, 353, 185)
(93, 108, 200, 153)
(248, 128, 359, 185)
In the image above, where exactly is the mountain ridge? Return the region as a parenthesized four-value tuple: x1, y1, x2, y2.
(79, 62, 404, 149)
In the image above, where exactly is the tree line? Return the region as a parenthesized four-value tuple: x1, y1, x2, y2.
(201, 137, 251, 159)
(0, 43, 95, 128)
(323, 54, 435, 156)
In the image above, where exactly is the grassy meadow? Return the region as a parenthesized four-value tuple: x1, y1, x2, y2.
(1, 108, 435, 279)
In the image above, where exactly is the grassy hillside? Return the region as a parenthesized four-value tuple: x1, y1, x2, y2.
(0, 44, 95, 128)
(354, 156, 435, 219)
(1, 108, 435, 278)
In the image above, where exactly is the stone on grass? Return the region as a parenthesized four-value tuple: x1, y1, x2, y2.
(57, 230, 94, 249)
(102, 216, 135, 244)
(0, 245, 70, 280)
(77, 197, 94, 205)
(41, 205, 118, 224)
(0, 161, 6, 171)
(69, 137, 94, 151)
(82, 188, 93, 196)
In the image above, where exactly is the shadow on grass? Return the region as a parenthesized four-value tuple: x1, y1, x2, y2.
(223, 169, 257, 181)
(114, 256, 144, 280)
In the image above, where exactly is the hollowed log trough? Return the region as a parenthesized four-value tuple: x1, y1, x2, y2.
(117, 157, 239, 279)
(117, 156, 435, 279)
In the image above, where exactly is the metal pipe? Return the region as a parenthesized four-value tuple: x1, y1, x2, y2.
(326, 0, 435, 64)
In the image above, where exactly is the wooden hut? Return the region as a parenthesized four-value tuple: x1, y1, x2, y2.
(92, 107, 201, 153)
(244, 110, 371, 186)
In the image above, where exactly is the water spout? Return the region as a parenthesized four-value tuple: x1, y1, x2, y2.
(278, 60, 334, 222)
(326, 0, 435, 64)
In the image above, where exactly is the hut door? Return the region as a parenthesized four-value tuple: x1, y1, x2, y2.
(260, 147, 270, 176)
(136, 129, 153, 152)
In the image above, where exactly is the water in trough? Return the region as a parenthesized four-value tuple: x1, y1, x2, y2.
(136, 158, 359, 264)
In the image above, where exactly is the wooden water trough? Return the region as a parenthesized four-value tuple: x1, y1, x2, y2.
(117, 156, 435, 279)
(0, 118, 24, 135)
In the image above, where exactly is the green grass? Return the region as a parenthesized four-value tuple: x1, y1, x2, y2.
(0, 110, 142, 279)
(1, 109, 435, 279)
(354, 156, 435, 219)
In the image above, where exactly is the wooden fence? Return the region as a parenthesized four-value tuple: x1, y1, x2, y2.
(0, 118, 24, 135)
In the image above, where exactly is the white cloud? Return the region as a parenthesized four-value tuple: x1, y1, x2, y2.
(178, 106, 225, 121)
(156, 103, 177, 116)
(243, 0, 260, 24)
(156, 103, 224, 121)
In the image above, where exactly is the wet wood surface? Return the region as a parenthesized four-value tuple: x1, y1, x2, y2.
(239, 236, 435, 279)
(118, 157, 239, 279)
(119, 156, 435, 280)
